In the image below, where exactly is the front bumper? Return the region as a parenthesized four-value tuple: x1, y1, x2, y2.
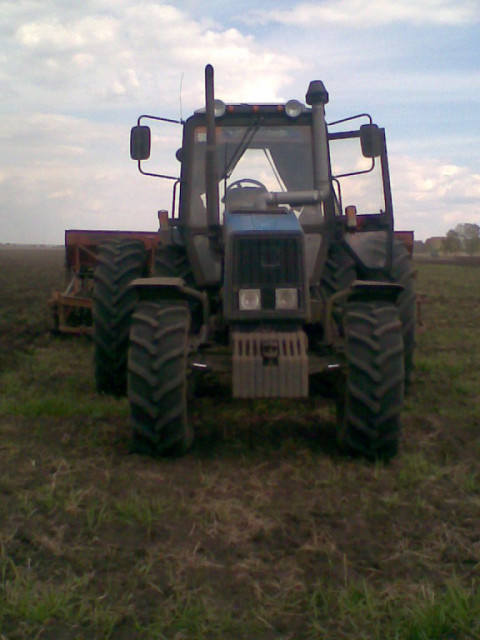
(232, 329, 308, 398)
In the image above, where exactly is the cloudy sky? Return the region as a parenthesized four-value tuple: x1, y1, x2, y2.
(1, 0, 479, 243)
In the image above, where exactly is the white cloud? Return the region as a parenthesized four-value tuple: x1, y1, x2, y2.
(253, 0, 480, 27)
(0, 1, 306, 243)
(0, 0, 478, 244)
(72, 53, 95, 70)
(15, 15, 117, 52)
(48, 189, 74, 200)
(391, 155, 480, 238)
(0, 112, 182, 243)
(4, 2, 302, 115)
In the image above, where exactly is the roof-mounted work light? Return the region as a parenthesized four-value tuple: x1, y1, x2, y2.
(214, 99, 226, 118)
(285, 99, 303, 118)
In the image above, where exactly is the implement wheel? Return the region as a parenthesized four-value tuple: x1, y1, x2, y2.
(128, 301, 193, 456)
(337, 300, 404, 461)
(93, 239, 147, 396)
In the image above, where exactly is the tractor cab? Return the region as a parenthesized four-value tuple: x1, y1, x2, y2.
(182, 105, 316, 226)
(131, 68, 391, 289)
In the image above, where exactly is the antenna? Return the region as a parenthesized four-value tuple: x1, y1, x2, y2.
(179, 72, 184, 123)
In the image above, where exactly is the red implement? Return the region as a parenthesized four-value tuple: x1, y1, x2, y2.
(50, 229, 160, 335)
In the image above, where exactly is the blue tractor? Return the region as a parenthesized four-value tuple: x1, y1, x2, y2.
(93, 65, 415, 460)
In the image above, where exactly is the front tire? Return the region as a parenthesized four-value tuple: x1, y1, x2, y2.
(337, 300, 404, 461)
(128, 301, 193, 456)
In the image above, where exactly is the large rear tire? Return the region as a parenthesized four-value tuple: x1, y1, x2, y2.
(93, 240, 147, 396)
(310, 243, 356, 336)
(390, 239, 416, 387)
(351, 236, 416, 386)
(337, 300, 404, 461)
(128, 301, 193, 456)
(319, 244, 356, 299)
(154, 245, 194, 284)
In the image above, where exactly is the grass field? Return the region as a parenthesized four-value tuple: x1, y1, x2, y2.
(0, 247, 479, 639)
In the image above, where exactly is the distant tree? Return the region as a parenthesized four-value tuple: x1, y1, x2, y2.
(462, 223, 480, 255)
(443, 229, 462, 254)
(443, 223, 480, 255)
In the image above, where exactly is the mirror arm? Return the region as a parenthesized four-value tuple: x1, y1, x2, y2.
(138, 114, 184, 126)
(333, 158, 375, 180)
(137, 163, 180, 180)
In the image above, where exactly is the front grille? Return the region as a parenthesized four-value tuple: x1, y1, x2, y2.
(233, 237, 301, 287)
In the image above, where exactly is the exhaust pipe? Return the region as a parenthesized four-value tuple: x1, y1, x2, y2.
(205, 64, 220, 230)
(305, 80, 330, 201)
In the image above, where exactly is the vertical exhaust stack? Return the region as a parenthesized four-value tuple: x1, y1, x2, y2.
(205, 64, 220, 231)
(305, 80, 331, 201)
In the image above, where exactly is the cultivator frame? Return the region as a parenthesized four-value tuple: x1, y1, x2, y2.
(50, 229, 160, 335)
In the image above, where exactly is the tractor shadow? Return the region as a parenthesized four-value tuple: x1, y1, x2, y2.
(189, 373, 343, 461)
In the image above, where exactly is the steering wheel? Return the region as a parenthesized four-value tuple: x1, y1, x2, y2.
(226, 178, 267, 193)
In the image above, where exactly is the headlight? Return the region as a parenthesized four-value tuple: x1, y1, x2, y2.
(239, 288, 261, 311)
(275, 288, 298, 310)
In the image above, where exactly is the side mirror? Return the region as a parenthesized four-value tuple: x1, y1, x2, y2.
(130, 125, 151, 160)
(360, 124, 383, 158)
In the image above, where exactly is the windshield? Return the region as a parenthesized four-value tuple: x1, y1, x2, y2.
(189, 123, 314, 226)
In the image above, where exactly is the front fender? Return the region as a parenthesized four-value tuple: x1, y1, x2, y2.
(130, 276, 201, 299)
(347, 280, 404, 304)
(130, 277, 209, 331)
(324, 280, 403, 344)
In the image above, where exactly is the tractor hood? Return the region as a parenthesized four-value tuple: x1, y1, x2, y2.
(223, 210, 309, 322)
(224, 210, 304, 235)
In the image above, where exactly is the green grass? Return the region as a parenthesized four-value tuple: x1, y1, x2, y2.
(0, 561, 123, 637)
(0, 342, 129, 420)
(0, 252, 479, 638)
(307, 577, 480, 640)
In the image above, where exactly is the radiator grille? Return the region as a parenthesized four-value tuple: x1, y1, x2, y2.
(233, 237, 300, 287)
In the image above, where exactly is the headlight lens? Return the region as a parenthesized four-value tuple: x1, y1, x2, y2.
(275, 288, 298, 310)
(239, 288, 261, 311)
